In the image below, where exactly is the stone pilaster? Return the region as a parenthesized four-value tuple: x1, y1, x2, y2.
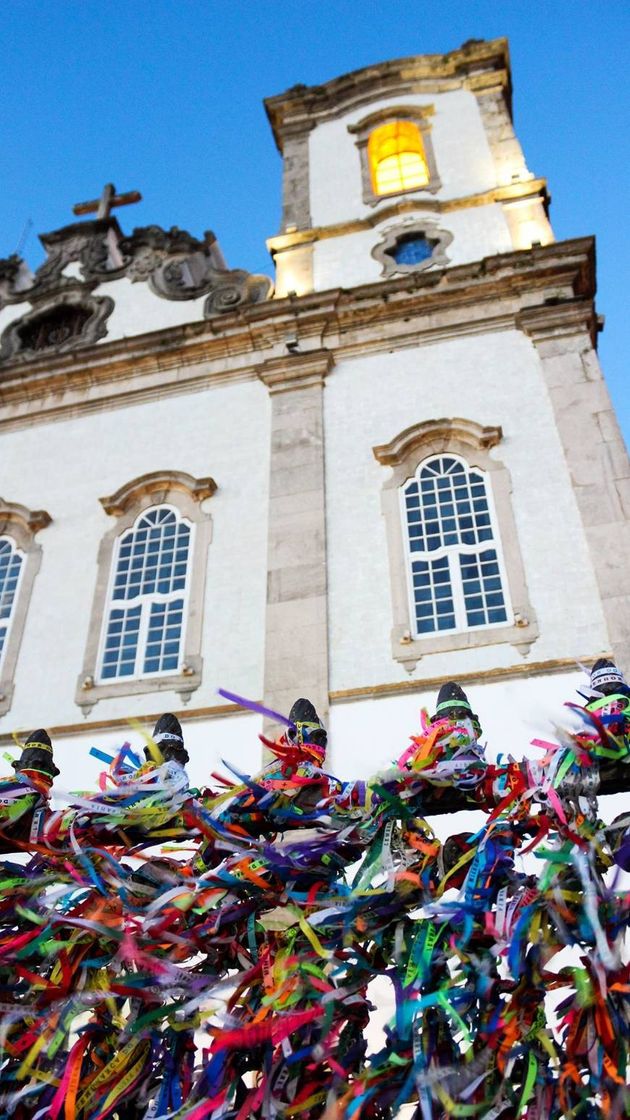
(280, 132, 312, 232)
(258, 349, 333, 730)
(475, 85, 530, 186)
(519, 304, 630, 670)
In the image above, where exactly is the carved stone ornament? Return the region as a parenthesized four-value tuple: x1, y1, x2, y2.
(0, 292, 114, 364)
(0, 218, 273, 344)
(371, 219, 453, 277)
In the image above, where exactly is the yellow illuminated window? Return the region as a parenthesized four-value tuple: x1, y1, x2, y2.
(368, 121, 430, 196)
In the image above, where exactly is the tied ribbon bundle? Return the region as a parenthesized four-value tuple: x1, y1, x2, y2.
(0, 701, 628, 1119)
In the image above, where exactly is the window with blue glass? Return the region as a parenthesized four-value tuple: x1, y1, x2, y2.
(391, 233, 434, 267)
(0, 538, 24, 669)
(402, 456, 510, 636)
(99, 506, 192, 680)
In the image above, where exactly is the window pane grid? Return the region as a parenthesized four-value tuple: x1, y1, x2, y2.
(460, 550, 508, 628)
(99, 506, 192, 682)
(404, 457, 493, 553)
(101, 605, 141, 679)
(402, 456, 510, 637)
(0, 541, 23, 624)
(368, 121, 430, 197)
(0, 539, 24, 668)
(411, 555, 456, 634)
(143, 600, 184, 674)
(114, 510, 190, 601)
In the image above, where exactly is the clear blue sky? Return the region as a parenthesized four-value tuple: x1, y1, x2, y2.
(2, 1, 628, 438)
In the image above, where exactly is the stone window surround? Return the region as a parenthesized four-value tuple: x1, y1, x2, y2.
(348, 105, 441, 208)
(373, 418, 538, 670)
(76, 470, 216, 713)
(0, 291, 114, 364)
(371, 218, 453, 277)
(0, 499, 52, 717)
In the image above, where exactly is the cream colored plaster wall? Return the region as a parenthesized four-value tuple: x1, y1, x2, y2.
(312, 204, 513, 291)
(323, 330, 610, 692)
(0, 378, 270, 733)
(309, 90, 499, 229)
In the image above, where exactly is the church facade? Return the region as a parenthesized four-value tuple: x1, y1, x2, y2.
(0, 38, 628, 787)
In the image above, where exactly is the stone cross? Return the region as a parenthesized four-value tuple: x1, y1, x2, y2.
(72, 183, 142, 221)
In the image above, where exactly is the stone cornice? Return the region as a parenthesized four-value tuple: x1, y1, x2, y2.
(257, 348, 334, 394)
(267, 179, 549, 254)
(0, 237, 596, 430)
(100, 471, 217, 517)
(373, 418, 502, 466)
(0, 498, 52, 537)
(264, 39, 511, 149)
(517, 301, 599, 347)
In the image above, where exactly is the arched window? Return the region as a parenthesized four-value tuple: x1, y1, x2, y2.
(348, 107, 440, 207)
(402, 455, 509, 636)
(99, 506, 192, 681)
(373, 419, 537, 667)
(0, 500, 51, 716)
(368, 121, 430, 196)
(0, 538, 24, 669)
(77, 471, 216, 710)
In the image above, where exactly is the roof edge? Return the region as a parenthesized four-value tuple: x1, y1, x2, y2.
(264, 38, 511, 150)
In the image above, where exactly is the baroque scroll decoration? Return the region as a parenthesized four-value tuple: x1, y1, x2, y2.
(0, 219, 273, 362)
(0, 674, 628, 1120)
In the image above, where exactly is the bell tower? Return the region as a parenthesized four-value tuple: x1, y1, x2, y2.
(265, 39, 553, 297)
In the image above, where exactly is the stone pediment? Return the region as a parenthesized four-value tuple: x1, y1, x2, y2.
(0, 218, 273, 364)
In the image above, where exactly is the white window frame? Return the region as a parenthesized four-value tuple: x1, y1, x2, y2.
(0, 537, 26, 673)
(372, 418, 539, 669)
(95, 505, 194, 684)
(0, 501, 51, 717)
(399, 454, 513, 640)
(76, 470, 216, 712)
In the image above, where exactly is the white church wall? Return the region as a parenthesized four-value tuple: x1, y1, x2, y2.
(41, 711, 263, 802)
(309, 89, 500, 230)
(0, 301, 32, 337)
(328, 683, 628, 833)
(95, 277, 209, 341)
(0, 378, 270, 732)
(328, 671, 586, 780)
(311, 203, 514, 291)
(324, 329, 610, 692)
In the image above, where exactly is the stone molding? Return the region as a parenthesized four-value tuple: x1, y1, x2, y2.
(348, 105, 441, 205)
(0, 292, 114, 364)
(76, 471, 215, 713)
(373, 418, 502, 466)
(267, 178, 549, 254)
(257, 348, 334, 395)
(265, 38, 511, 147)
(517, 302, 598, 348)
(0, 698, 253, 747)
(328, 654, 607, 702)
(100, 471, 217, 517)
(371, 220, 453, 277)
(0, 498, 52, 717)
(0, 238, 597, 431)
(0, 218, 273, 364)
(374, 419, 538, 669)
(0, 499, 52, 538)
